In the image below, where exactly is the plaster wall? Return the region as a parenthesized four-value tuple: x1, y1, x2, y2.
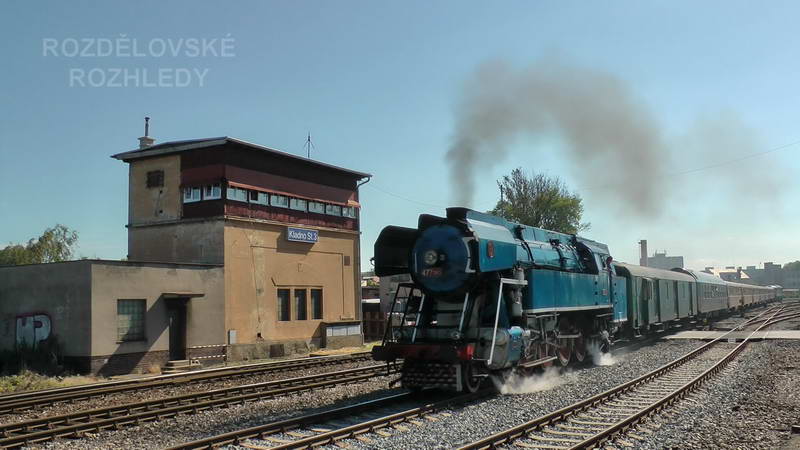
(223, 219, 360, 345)
(0, 261, 92, 356)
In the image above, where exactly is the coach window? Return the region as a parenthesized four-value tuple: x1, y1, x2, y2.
(117, 299, 146, 342)
(277, 289, 291, 321)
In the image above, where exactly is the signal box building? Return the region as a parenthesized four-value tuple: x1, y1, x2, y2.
(0, 134, 370, 375)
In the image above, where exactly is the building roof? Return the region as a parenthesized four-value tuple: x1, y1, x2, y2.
(673, 268, 728, 285)
(111, 136, 371, 179)
(613, 262, 695, 283)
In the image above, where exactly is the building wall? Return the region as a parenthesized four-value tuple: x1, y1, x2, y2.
(223, 218, 359, 349)
(0, 261, 92, 356)
(646, 254, 684, 270)
(89, 261, 223, 374)
(127, 219, 224, 264)
(128, 154, 181, 226)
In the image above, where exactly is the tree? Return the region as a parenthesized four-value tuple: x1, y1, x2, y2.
(490, 168, 589, 234)
(0, 225, 79, 266)
(784, 261, 800, 271)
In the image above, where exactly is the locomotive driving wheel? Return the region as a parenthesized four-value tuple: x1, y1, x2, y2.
(460, 362, 481, 393)
(556, 338, 572, 366)
(573, 334, 587, 363)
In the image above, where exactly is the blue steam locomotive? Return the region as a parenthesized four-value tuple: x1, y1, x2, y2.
(371, 208, 779, 392)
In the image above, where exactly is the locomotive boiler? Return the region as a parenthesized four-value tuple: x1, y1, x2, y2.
(371, 208, 626, 392)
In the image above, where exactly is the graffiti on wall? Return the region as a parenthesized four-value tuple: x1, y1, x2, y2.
(16, 313, 52, 348)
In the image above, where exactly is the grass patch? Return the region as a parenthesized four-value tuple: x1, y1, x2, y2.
(0, 370, 99, 394)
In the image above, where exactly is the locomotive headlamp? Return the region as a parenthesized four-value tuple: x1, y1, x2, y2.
(423, 250, 439, 266)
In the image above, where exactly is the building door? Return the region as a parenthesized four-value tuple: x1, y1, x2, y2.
(167, 299, 187, 361)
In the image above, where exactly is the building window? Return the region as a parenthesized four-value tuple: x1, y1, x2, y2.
(270, 194, 289, 208)
(183, 187, 201, 203)
(308, 201, 325, 214)
(325, 204, 342, 216)
(342, 206, 357, 218)
(251, 191, 268, 205)
(311, 289, 323, 319)
(227, 186, 248, 202)
(290, 198, 307, 212)
(295, 289, 307, 320)
(277, 289, 291, 321)
(117, 299, 145, 341)
(146, 170, 164, 188)
(203, 183, 221, 200)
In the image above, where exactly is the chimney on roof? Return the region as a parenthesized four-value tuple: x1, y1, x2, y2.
(138, 117, 155, 149)
(639, 239, 648, 267)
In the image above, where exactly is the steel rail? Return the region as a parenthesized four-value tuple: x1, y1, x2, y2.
(569, 307, 784, 449)
(267, 390, 491, 450)
(458, 305, 782, 450)
(0, 352, 372, 414)
(0, 364, 395, 449)
(165, 391, 419, 450)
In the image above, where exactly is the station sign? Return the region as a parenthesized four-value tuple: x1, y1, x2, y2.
(287, 227, 318, 243)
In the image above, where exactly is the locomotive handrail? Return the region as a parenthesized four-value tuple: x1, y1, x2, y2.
(487, 277, 528, 366)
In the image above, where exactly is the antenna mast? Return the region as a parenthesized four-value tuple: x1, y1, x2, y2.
(304, 132, 315, 159)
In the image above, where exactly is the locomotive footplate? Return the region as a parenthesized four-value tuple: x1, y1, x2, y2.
(400, 361, 464, 391)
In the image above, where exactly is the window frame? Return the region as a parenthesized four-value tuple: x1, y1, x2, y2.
(203, 183, 222, 200)
(270, 194, 289, 208)
(146, 170, 164, 188)
(226, 186, 248, 203)
(325, 204, 342, 216)
(183, 186, 201, 203)
(289, 198, 307, 212)
(308, 201, 325, 214)
(277, 288, 291, 321)
(117, 299, 146, 342)
(342, 206, 358, 218)
(294, 288, 308, 320)
(311, 288, 323, 320)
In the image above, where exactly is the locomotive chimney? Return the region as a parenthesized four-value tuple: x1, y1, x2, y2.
(639, 239, 648, 267)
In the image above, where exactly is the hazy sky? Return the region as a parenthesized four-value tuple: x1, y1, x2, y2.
(1, 1, 799, 271)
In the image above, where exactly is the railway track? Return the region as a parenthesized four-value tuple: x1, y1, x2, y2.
(0, 352, 372, 415)
(168, 389, 490, 450)
(0, 364, 396, 448)
(459, 305, 786, 449)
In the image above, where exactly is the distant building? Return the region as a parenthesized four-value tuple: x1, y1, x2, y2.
(647, 251, 684, 270)
(742, 262, 800, 288)
(638, 240, 684, 270)
(379, 273, 412, 313)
